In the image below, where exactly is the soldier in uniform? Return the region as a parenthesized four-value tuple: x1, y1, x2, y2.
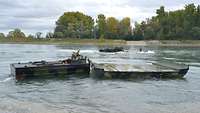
(71, 49, 80, 60)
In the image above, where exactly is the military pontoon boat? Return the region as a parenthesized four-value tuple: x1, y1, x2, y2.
(10, 50, 189, 80)
(10, 50, 90, 80)
(91, 61, 189, 79)
(99, 47, 124, 52)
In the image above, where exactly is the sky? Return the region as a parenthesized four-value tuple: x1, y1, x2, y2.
(0, 0, 199, 35)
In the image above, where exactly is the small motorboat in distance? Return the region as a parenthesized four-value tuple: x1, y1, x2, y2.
(99, 47, 124, 52)
(10, 50, 90, 80)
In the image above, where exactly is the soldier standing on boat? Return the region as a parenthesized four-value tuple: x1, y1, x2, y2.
(139, 48, 142, 52)
(71, 49, 80, 60)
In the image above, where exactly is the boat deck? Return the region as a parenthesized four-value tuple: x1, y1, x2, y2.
(92, 62, 189, 78)
(11, 62, 69, 68)
(10, 59, 90, 80)
(94, 63, 177, 72)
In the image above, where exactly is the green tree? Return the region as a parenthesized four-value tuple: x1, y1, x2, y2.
(156, 6, 166, 22)
(0, 33, 5, 38)
(54, 32, 64, 38)
(96, 14, 106, 38)
(190, 27, 200, 39)
(54, 12, 94, 38)
(156, 6, 170, 39)
(144, 26, 155, 40)
(133, 22, 144, 40)
(7, 29, 26, 38)
(119, 17, 132, 39)
(183, 3, 196, 36)
(196, 5, 200, 27)
(106, 17, 119, 39)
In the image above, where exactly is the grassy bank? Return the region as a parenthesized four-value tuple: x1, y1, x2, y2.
(127, 40, 200, 47)
(148, 40, 200, 46)
(0, 37, 126, 45)
(0, 37, 200, 46)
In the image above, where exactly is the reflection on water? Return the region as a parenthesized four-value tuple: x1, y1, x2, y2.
(0, 44, 200, 113)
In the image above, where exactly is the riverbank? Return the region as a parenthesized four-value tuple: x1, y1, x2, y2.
(0, 37, 200, 46)
(127, 40, 200, 47)
(0, 38, 126, 45)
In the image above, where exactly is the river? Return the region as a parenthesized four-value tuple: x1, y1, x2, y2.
(0, 44, 200, 113)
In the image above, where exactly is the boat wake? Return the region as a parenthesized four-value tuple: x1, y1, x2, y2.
(58, 49, 97, 53)
(137, 50, 155, 54)
(0, 77, 12, 83)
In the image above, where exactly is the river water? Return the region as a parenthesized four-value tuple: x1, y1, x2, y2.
(0, 44, 200, 113)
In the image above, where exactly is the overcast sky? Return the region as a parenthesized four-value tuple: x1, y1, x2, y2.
(0, 0, 199, 35)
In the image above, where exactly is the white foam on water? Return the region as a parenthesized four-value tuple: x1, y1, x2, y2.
(58, 49, 97, 53)
(0, 77, 12, 83)
(57, 49, 74, 52)
(115, 51, 128, 54)
(137, 50, 155, 54)
(80, 50, 98, 53)
(163, 57, 176, 60)
(164, 50, 177, 53)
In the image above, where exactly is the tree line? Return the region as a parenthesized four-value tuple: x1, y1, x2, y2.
(0, 3, 200, 40)
(0, 29, 53, 39)
(54, 12, 132, 40)
(134, 3, 200, 40)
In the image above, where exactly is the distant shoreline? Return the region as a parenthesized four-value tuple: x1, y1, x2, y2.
(127, 40, 200, 47)
(0, 38, 200, 47)
(0, 38, 126, 46)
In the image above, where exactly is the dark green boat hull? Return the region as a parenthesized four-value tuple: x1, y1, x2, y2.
(91, 62, 189, 79)
(11, 63, 90, 80)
